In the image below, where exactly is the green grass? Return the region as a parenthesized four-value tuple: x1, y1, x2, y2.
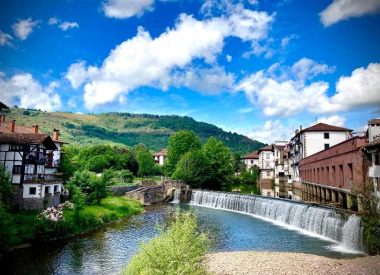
(0, 196, 142, 252)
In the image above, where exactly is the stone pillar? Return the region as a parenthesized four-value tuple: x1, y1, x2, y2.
(321, 188, 326, 203)
(347, 194, 354, 210)
(332, 190, 336, 203)
(338, 192, 344, 207)
(326, 188, 331, 202)
(358, 197, 364, 213)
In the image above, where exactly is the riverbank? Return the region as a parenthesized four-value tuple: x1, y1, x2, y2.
(204, 251, 380, 275)
(0, 196, 142, 253)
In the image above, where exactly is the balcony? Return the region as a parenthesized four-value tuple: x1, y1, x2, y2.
(27, 152, 47, 163)
(24, 173, 63, 183)
(46, 160, 61, 168)
(369, 166, 380, 178)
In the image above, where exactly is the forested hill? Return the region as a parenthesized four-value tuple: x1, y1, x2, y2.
(4, 108, 265, 154)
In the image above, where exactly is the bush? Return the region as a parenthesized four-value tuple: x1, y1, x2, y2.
(120, 169, 135, 183)
(124, 210, 210, 275)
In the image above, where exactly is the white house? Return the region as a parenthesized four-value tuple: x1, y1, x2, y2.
(241, 151, 259, 171)
(153, 149, 167, 166)
(258, 144, 276, 197)
(287, 123, 352, 182)
(363, 119, 380, 194)
(0, 113, 65, 209)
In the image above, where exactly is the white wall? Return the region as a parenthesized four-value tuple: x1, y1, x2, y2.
(369, 124, 380, 142)
(305, 131, 348, 157)
(243, 158, 259, 170)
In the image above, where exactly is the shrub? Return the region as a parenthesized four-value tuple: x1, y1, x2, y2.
(120, 169, 135, 183)
(124, 210, 210, 275)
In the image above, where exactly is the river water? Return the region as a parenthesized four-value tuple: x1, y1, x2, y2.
(1, 203, 365, 275)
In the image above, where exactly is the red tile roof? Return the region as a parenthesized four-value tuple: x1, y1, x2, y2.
(302, 123, 353, 133)
(258, 144, 274, 152)
(1, 122, 35, 133)
(363, 138, 380, 148)
(153, 149, 167, 156)
(368, 119, 380, 124)
(0, 133, 57, 150)
(242, 151, 259, 159)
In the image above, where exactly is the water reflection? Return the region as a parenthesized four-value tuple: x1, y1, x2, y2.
(1, 204, 362, 275)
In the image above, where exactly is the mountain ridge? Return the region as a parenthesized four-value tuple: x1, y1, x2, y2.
(3, 108, 265, 154)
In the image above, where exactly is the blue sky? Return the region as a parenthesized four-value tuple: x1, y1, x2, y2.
(0, 0, 379, 142)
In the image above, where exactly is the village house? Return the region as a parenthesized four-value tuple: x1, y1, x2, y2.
(287, 123, 353, 183)
(152, 149, 167, 166)
(257, 144, 277, 197)
(241, 150, 259, 171)
(0, 105, 66, 210)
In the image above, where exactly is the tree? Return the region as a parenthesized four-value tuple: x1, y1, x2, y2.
(136, 144, 155, 177)
(120, 169, 134, 183)
(0, 164, 13, 207)
(172, 150, 211, 189)
(232, 153, 244, 173)
(202, 137, 233, 189)
(166, 130, 202, 175)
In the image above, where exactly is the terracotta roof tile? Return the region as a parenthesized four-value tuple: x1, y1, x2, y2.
(258, 144, 274, 152)
(242, 151, 259, 159)
(302, 123, 352, 133)
(153, 149, 167, 156)
(363, 139, 380, 148)
(0, 133, 57, 150)
(368, 119, 380, 125)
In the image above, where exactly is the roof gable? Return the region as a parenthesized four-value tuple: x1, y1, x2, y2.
(242, 151, 259, 159)
(302, 123, 352, 133)
(0, 133, 57, 150)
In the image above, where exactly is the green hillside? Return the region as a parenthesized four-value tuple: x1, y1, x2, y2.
(3, 108, 265, 154)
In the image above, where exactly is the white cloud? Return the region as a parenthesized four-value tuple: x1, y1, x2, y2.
(326, 62, 380, 112)
(59, 22, 79, 31)
(320, 0, 380, 27)
(66, 8, 274, 110)
(236, 58, 335, 116)
(48, 17, 58, 25)
(67, 97, 77, 108)
(281, 34, 298, 48)
(0, 30, 13, 47)
(237, 107, 254, 114)
(0, 73, 61, 111)
(172, 66, 235, 95)
(226, 54, 232, 62)
(246, 120, 293, 143)
(316, 115, 346, 126)
(102, 0, 156, 19)
(12, 18, 40, 40)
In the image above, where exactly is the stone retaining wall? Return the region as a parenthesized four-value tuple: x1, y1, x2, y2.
(107, 185, 140, 196)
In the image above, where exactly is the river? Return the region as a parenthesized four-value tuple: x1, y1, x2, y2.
(1, 201, 365, 275)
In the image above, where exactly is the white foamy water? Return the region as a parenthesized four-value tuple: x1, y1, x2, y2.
(191, 190, 365, 253)
(172, 189, 180, 203)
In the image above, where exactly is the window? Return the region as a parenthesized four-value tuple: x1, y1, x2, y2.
(251, 160, 254, 164)
(10, 144, 23, 151)
(29, 187, 36, 195)
(375, 154, 380, 166)
(267, 171, 270, 176)
(54, 185, 58, 193)
(324, 133, 330, 139)
(12, 165, 22, 174)
(266, 163, 270, 169)
(266, 154, 270, 159)
(324, 144, 330, 149)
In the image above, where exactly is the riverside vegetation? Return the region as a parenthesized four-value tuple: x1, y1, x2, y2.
(124, 210, 210, 275)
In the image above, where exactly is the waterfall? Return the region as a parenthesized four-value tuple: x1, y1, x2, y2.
(191, 190, 364, 252)
(172, 189, 180, 203)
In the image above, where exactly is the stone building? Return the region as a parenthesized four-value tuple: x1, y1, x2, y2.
(152, 149, 167, 166)
(241, 150, 259, 171)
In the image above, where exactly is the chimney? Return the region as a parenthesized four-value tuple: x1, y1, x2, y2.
(0, 114, 5, 123)
(295, 129, 299, 136)
(9, 119, 15, 132)
(53, 128, 60, 140)
(299, 125, 302, 131)
(32, 124, 39, 133)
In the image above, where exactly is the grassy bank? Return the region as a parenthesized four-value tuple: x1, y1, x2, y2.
(0, 196, 142, 253)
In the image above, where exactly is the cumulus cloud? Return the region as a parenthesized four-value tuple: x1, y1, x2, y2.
(316, 115, 346, 127)
(320, 0, 380, 27)
(281, 34, 298, 48)
(66, 8, 274, 110)
(102, 0, 156, 19)
(0, 73, 61, 111)
(48, 17, 58, 25)
(59, 22, 79, 31)
(327, 62, 380, 112)
(0, 30, 13, 47)
(246, 120, 293, 143)
(12, 18, 40, 40)
(235, 58, 335, 116)
(226, 54, 232, 62)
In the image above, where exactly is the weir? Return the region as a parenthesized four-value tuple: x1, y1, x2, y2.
(191, 190, 364, 252)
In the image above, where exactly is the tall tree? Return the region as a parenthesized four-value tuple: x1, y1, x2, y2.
(231, 153, 244, 173)
(166, 130, 202, 175)
(172, 150, 211, 188)
(202, 137, 233, 189)
(136, 144, 155, 177)
(0, 164, 12, 207)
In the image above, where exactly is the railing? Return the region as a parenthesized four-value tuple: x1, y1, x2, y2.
(24, 173, 63, 183)
(46, 160, 61, 168)
(27, 152, 47, 163)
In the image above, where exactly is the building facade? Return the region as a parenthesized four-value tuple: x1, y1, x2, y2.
(153, 149, 167, 166)
(241, 151, 259, 171)
(0, 114, 65, 210)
